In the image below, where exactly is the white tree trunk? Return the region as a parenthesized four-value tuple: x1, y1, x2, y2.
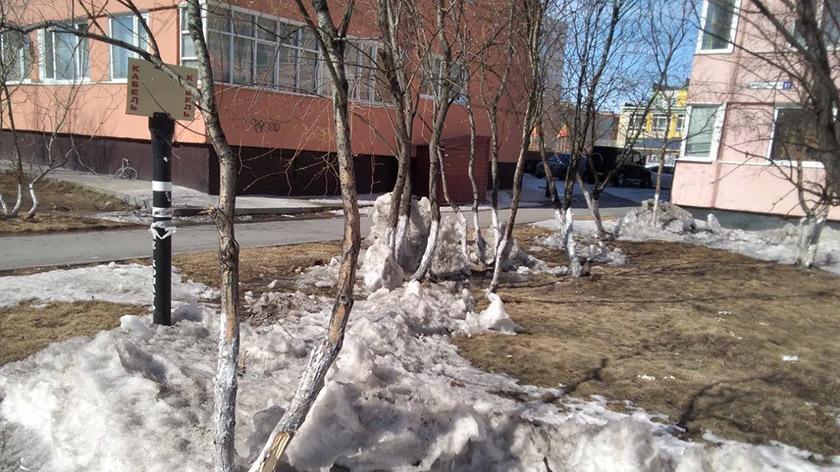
(413, 218, 439, 279)
(25, 182, 39, 219)
(796, 212, 826, 268)
(490, 208, 501, 260)
(554, 208, 565, 237)
(576, 174, 607, 239)
(249, 3, 362, 468)
(394, 211, 409, 262)
(652, 153, 665, 227)
(9, 183, 23, 217)
(213, 317, 239, 472)
(472, 210, 486, 264)
(489, 232, 509, 290)
(563, 208, 583, 278)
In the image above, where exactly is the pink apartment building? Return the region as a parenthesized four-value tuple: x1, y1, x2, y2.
(673, 0, 840, 221)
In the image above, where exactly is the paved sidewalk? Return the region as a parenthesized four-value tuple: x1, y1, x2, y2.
(37, 166, 347, 211)
(0, 206, 634, 271)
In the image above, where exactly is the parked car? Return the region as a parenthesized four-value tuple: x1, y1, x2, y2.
(646, 164, 674, 189)
(533, 153, 571, 179)
(613, 159, 653, 187)
(577, 147, 650, 187)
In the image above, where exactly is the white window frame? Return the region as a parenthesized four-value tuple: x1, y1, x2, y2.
(420, 54, 467, 105)
(696, 0, 741, 54)
(627, 111, 644, 131)
(766, 106, 826, 168)
(346, 40, 382, 103)
(179, 5, 200, 69)
(0, 30, 31, 83)
(109, 13, 149, 82)
(675, 114, 685, 134)
(652, 113, 669, 134)
(179, 3, 384, 104)
(679, 103, 725, 162)
(38, 20, 90, 83)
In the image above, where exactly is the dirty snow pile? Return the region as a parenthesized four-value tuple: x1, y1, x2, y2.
(463, 292, 522, 335)
(0, 262, 217, 308)
(546, 199, 840, 274)
(535, 230, 628, 267)
(302, 193, 475, 291)
(2, 264, 838, 471)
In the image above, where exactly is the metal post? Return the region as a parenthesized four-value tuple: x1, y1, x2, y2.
(149, 112, 175, 326)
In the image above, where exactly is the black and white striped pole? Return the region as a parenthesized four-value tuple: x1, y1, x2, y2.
(149, 112, 176, 326)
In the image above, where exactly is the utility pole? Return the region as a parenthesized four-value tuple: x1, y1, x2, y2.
(125, 58, 197, 326)
(149, 112, 175, 326)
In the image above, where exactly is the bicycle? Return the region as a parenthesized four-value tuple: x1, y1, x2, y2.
(113, 158, 138, 180)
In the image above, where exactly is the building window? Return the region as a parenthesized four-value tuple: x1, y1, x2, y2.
(0, 31, 30, 82)
(683, 105, 719, 158)
(675, 114, 685, 134)
(794, 0, 840, 45)
(180, 6, 381, 102)
(41, 21, 89, 81)
(421, 55, 467, 104)
(824, 0, 840, 43)
(628, 112, 644, 131)
(180, 8, 198, 69)
(345, 42, 383, 102)
(110, 14, 149, 80)
(699, 0, 737, 51)
(652, 114, 669, 134)
(770, 108, 820, 162)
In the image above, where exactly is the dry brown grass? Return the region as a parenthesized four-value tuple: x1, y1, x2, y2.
(455, 225, 840, 457)
(0, 300, 147, 366)
(172, 240, 344, 300)
(0, 172, 136, 234)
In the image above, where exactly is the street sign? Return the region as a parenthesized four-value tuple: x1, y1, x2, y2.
(748, 80, 793, 90)
(126, 58, 198, 121)
(124, 59, 197, 325)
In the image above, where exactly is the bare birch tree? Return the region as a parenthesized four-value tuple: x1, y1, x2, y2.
(476, 15, 517, 262)
(374, 0, 422, 257)
(248, 1, 362, 469)
(412, 0, 466, 280)
(488, 0, 546, 292)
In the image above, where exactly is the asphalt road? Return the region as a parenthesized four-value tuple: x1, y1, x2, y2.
(0, 206, 634, 271)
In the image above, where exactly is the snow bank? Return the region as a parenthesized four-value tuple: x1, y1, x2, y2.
(366, 192, 431, 273)
(535, 231, 628, 267)
(615, 199, 698, 238)
(430, 214, 471, 278)
(0, 262, 217, 308)
(463, 293, 521, 335)
(609, 201, 840, 275)
(246, 290, 328, 326)
(296, 256, 341, 288)
(1, 266, 837, 471)
(361, 240, 404, 291)
(366, 192, 470, 278)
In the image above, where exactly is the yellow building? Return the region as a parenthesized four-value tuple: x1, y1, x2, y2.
(616, 85, 688, 164)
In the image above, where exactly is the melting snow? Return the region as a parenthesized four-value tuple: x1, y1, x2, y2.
(0, 264, 837, 471)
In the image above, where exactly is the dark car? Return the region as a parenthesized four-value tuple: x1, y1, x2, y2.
(646, 164, 674, 189)
(613, 158, 653, 187)
(534, 153, 571, 179)
(578, 147, 650, 187)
